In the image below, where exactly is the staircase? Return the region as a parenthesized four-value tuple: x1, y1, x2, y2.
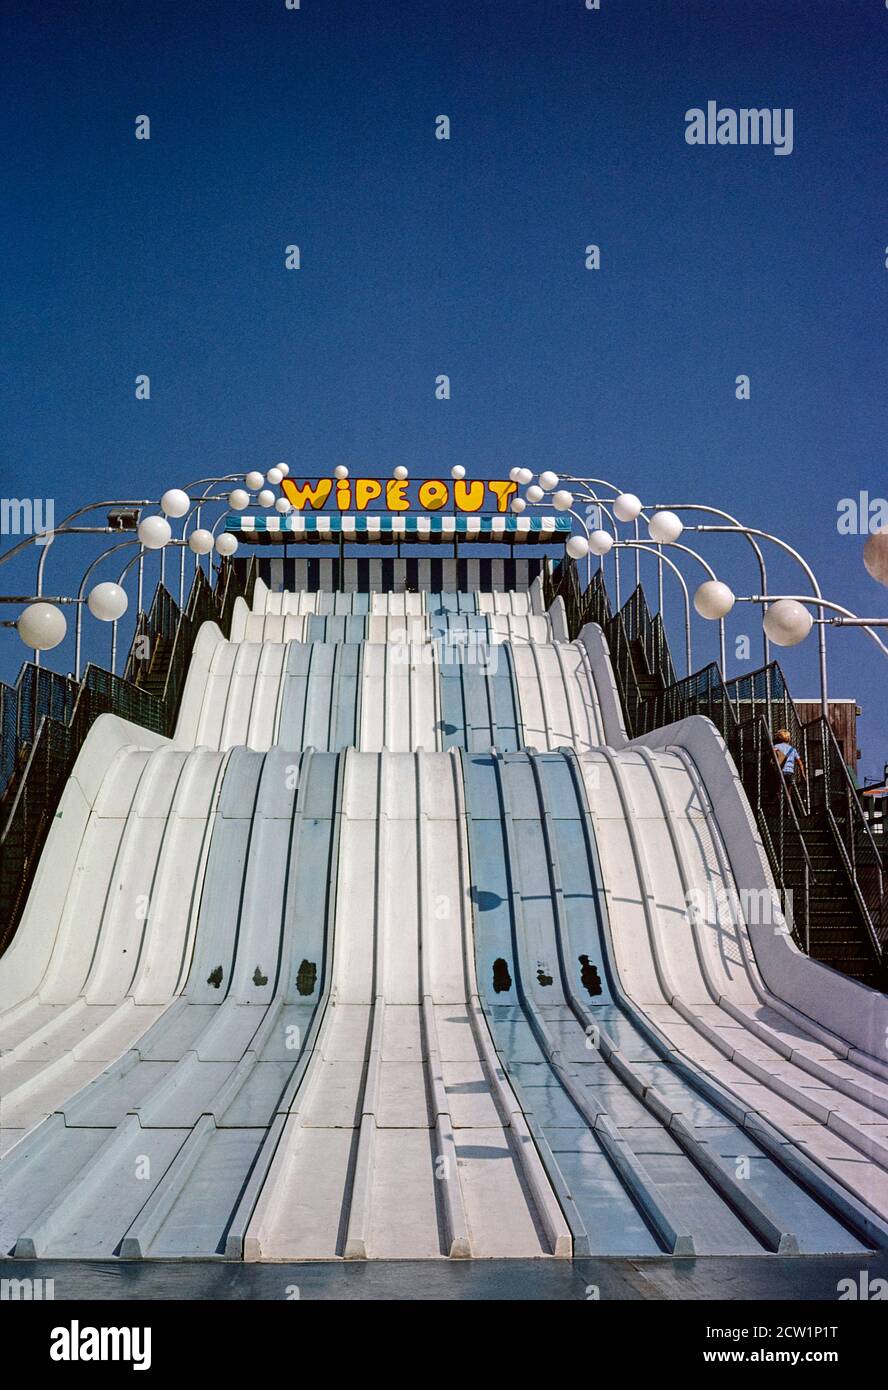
(135, 634, 174, 700)
(630, 638, 666, 702)
(770, 813, 877, 983)
(549, 561, 887, 992)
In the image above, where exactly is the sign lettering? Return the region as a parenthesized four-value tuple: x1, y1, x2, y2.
(281, 478, 518, 513)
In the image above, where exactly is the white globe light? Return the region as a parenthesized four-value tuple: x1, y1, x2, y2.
(566, 535, 590, 560)
(589, 529, 614, 556)
(762, 598, 813, 647)
(451, 465, 466, 480)
(516, 468, 534, 486)
(17, 602, 67, 651)
(509, 467, 522, 482)
(648, 510, 683, 544)
(539, 470, 560, 492)
(334, 465, 349, 480)
(266, 467, 283, 486)
(160, 488, 189, 519)
(552, 489, 574, 512)
(137, 515, 171, 550)
(87, 582, 128, 622)
(228, 488, 250, 511)
(393, 465, 409, 481)
(215, 533, 238, 556)
(245, 471, 264, 491)
(188, 528, 214, 555)
(693, 580, 736, 620)
(526, 484, 544, 503)
(511, 497, 527, 513)
(275, 497, 292, 514)
(863, 528, 888, 587)
(613, 492, 643, 523)
(257, 489, 275, 508)
(277, 462, 290, 475)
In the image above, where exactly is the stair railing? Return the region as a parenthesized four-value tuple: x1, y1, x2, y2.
(804, 716, 886, 958)
(0, 556, 258, 955)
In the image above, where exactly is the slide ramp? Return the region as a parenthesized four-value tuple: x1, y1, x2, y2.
(577, 741, 888, 1239)
(0, 733, 225, 1155)
(0, 592, 588, 1156)
(245, 749, 568, 1260)
(179, 631, 602, 755)
(0, 747, 336, 1258)
(461, 748, 870, 1255)
(3, 578, 887, 1261)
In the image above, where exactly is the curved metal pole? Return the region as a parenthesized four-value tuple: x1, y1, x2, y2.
(30, 521, 145, 666)
(632, 538, 726, 677)
(180, 486, 230, 602)
(181, 471, 242, 493)
(654, 502, 771, 665)
(111, 549, 150, 677)
(561, 472, 623, 495)
(35, 533, 55, 598)
(563, 488, 772, 676)
(74, 539, 140, 680)
(0, 499, 152, 575)
(577, 491, 674, 621)
(563, 507, 592, 586)
(572, 491, 623, 606)
(560, 472, 626, 576)
(691, 524, 828, 717)
(109, 542, 182, 676)
(736, 595, 888, 662)
(535, 492, 616, 596)
(616, 541, 693, 676)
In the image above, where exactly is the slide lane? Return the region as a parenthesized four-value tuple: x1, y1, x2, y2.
(234, 614, 555, 645)
(251, 584, 537, 618)
(509, 640, 605, 750)
(0, 747, 337, 1258)
(235, 583, 538, 632)
(460, 749, 869, 1255)
(578, 745, 888, 1242)
(188, 634, 605, 756)
(0, 745, 225, 1154)
(245, 749, 566, 1260)
(658, 743, 888, 1096)
(236, 613, 428, 644)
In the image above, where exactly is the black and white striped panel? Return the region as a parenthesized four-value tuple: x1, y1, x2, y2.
(233, 556, 546, 594)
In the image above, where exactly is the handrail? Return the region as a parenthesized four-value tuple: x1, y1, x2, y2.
(0, 556, 258, 955)
(804, 716, 886, 956)
(554, 577, 888, 976)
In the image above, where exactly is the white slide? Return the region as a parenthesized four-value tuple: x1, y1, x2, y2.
(578, 733, 888, 1230)
(0, 717, 225, 1156)
(245, 749, 569, 1259)
(3, 580, 886, 1261)
(172, 625, 603, 756)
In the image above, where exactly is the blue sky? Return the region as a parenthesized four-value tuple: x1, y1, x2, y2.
(2, 0, 887, 775)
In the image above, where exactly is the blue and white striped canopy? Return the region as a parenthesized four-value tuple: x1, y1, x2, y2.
(226, 513, 572, 545)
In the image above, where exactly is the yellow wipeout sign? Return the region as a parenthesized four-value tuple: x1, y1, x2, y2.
(280, 477, 518, 513)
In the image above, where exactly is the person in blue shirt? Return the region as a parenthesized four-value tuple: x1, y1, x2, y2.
(774, 729, 806, 794)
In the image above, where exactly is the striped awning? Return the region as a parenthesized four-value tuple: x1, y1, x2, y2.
(226, 513, 572, 545)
